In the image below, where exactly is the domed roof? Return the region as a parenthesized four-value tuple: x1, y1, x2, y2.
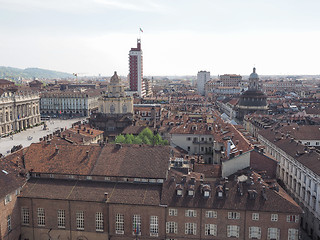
(110, 71, 120, 85)
(249, 67, 259, 79)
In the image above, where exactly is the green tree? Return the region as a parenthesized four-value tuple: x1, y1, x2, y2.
(115, 134, 125, 143)
(153, 133, 162, 145)
(132, 136, 143, 144)
(138, 127, 154, 140)
(124, 134, 134, 144)
(142, 135, 152, 145)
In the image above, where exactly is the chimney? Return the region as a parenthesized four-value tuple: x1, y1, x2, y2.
(261, 186, 267, 200)
(115, 143, 122, 150)
(55, 145, 59, 154)
(227, 140, 231, 158)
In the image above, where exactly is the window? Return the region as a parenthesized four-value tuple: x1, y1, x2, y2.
(22, 207, 29, 225)
(132, 215, 141, 235)
(76, 211, 84, 230)
(271, 214, 278, 222)
(252, 213, 259, 221)
(205, 224, 217, 236)
(185, 222, 196, 235)
(288, 228, 299, 240)
(286, 215, 298, 223)
(4, 194, 11, 205)
(228, 212, 240, 220)
(205, 210, 217, 218)
(166, 221, 178, 234)
(169, 209, 177, 216)
(58, 210, 65, 228)
(249, 226, 261, 239)
(37, 208, 45, 226)
(227, 225, 240, 238)
(185, 209, 197, 217)
(116, 214, 124, 234)
(150, 216, 159, 236)
(96, 212, 104, 232)
(187, 137, 191, 141)
(7, 215, 11, 232)
(267, 228, 280, 240)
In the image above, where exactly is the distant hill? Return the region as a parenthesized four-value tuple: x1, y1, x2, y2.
(0, 66, 73, 79)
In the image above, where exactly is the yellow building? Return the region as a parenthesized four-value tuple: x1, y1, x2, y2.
(99, 71, 133, 114)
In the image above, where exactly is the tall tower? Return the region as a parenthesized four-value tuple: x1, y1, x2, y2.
(129, 39, 145, 97)
(197, 71, 210, 96)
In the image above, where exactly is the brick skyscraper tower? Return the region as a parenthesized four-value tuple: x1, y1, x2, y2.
(129, 39, 145, 97)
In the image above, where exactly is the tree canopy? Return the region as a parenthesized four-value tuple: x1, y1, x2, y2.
(114, 127, 168, 145)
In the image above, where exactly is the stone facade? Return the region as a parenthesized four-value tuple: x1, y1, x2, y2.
(0, 91, 40, 136)
(99, 71, 133, 115)
(40, 90, 101, 117)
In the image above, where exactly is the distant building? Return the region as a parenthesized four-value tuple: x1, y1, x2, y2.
(236, 68, 268, 120)
(90, 72, 133, 138)
(40, 90, 101, 117)
(129, 39, 145, 97)
(99, 72, 133, 115)
(0, 91, 40, 136)
(197, 71, 210, 96)
(220, 74, 242, 87)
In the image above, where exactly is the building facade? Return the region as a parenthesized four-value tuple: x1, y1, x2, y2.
(258, 128, 320, 240)
(197, 71, 210, 96)
(0, 91, 40, 136)
(220, 74, 242, 87)
(40, 90, 101, 117)
(99, 71, 133, 115)
(129, 39, 145, 97)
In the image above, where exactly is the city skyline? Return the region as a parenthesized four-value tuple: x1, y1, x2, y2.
(1, 0, 320, 76)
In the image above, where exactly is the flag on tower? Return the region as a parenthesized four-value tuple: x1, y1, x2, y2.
(140, 28, 143, 33)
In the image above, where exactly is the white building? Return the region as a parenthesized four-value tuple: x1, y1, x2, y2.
(40, 90, 101, 117)
(258, 128, 320, 240)
(0, 91, 40, 136)
(197, 71, 210, 96)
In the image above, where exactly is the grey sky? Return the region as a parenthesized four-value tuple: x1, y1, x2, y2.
(1, 0, 320, 76)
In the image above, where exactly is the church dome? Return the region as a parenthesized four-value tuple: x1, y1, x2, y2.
(110, 71, 120, 85)
(249, 67, 259, 79)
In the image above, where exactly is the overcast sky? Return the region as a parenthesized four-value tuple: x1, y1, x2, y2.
(1, 0, 320, 76)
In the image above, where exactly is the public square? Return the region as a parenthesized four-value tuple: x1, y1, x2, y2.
(0, 117, 86, 156)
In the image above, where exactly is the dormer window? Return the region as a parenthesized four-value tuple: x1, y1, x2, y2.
(177, 189, 183, 196)
(218, 191, 223, 198)
(204, 191, 210, 197)
(188, 190, 194, 196)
